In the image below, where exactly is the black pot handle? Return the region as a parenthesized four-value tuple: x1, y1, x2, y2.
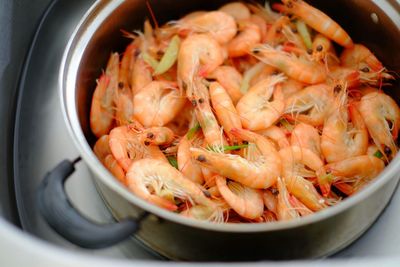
(37, 157, 148, 249)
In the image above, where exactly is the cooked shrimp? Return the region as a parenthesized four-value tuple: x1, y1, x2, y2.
(216, 176, 264, 219)
(279, 146, 326, 211)
(311, 34, 339, 64)
(139, 126, 175, 146)
(278, 0, 353, 48)
(321, 103, 368, 163)
(276, 177, 300, 220)
(284, 83, 333, 126)
(104, 154, 126, 185)
(209, 82, 242, 141)
(93, 135, 112, 163)
(178, 135, 204, 184)
(114, 90, 135, 126)
(358, 92, 400, 159)
(178, 34, 224, 92)
(291, 123, 323, 160)
(236, 74, 286, 130)
(318, 155, 385, 195)
(131, 57, 152, 94)
(191, 79, 226, 147)
(256, 125, 290, 150)
(109, 124, 166, 171)
(228, 20, 261, 58)
(133, 81, 186, 127)
(208, 66, 243, 104)
(90, 53, 119, 137)
(177, 11, 237, 44)
(280, 79, 304, 99)
(263, 189, 278, 214)
(126, 158, 216, 211)
(219, 2, 251, 21)
(190, 128, 281, 189)
(252, 45, 327, 84)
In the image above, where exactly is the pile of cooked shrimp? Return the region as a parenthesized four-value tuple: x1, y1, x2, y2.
(90, 0, 399, 223)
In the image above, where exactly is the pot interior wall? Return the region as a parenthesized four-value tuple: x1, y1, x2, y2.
(75, 0, 400, 145)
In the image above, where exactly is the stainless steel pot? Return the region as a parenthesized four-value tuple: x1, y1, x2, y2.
(38, 0, 400, 261)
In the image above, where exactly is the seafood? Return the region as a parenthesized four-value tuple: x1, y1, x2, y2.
(190, 128, 281, 189)
(127, 158, 216, 211)
(358, 92, 400, 159)
(252, 45, 327, 84)
(275, 0, 354, 47)
(89, 1, 398, 223)
(90, 53, 119, 138)
(133, 81, 186, 127)
(236, 74, 286, 130)
(216, 176, 264, 219)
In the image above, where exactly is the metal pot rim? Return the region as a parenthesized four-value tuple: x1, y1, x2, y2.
(60, 0, 400, 233)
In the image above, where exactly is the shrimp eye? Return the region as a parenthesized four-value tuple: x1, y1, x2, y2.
(306, 48, 312, 55)
(118, 82, 124, 89)
(286, 1, 293, 8)
(384, 145, 392, 155)
(191, 99, 197, 107)
(198, 98, 205, 104)
(182, 82, 187, 91)
(202, 189, 211, 198)
(316, 45, 323, 52)
(134, 49, 141, 57)
(270, 188, 279, 195)
(147, 132, 154, 139)
(334, 84, 342, 94)
(144, 141, 150, 146)
(242, 141, 249, 145)
(197, 155, 206, 162)
(252, 48, 260, 54)
(361, 67, 370, 73)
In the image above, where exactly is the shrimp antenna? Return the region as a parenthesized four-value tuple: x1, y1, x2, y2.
(146, 0, 159, 30)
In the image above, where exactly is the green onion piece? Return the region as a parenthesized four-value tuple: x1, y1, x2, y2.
(207, 144, 249, 152)
(279, 118, 294, 131)
(240, 62, 265, 93)
(296, 20, 313, 50)
(186, 123, 201, 140)
(153, 35, 181, 75)
(142, 52, 159, 70)
(167, 156, 178, 169)
(373, 150, 383, 159)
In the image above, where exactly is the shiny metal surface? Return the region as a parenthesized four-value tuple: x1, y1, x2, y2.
(11, 0, 400, 263)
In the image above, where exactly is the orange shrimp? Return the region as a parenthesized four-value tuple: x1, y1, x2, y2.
(178, 34, 224, 92)
(284, 83, 334, 126)
(177, 11, 237, 44)
(191, 79, 226, 148)
(291, 123, 323, 160)
(90, 53, 119, 137)
(318, 155, 385, 195)
(219, 2, 251, 21)
(252, 45, 327, 84)
(321, 103, 368, 163)
(277, 0, 353, 48)
(139, 127, 175, 146)
(131, 57, 152, 94)
(209, 82, 242, 141)
(216, 176, 264, 220)
(311, 33, 339, 65)
(177, 135, 204, 185)
(133, 81, 186, 127)
(93, 135, 112, 163)
(279, 146, 326, 211)
(228, 20, 261, 58)
(276, 177, 300, 220)
(236, 74, 286, 130)
(109, 124, 166, 171)
(103, 154, 126, 185)
(190, 128, 281, 189)
(208, 66, 243, 104)
(126, 158, 216, 211)
(256, 125, 290, 150)
(358, 92, 400, 159)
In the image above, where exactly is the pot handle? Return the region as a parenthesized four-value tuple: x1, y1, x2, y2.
(37, 157, 148, 249)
